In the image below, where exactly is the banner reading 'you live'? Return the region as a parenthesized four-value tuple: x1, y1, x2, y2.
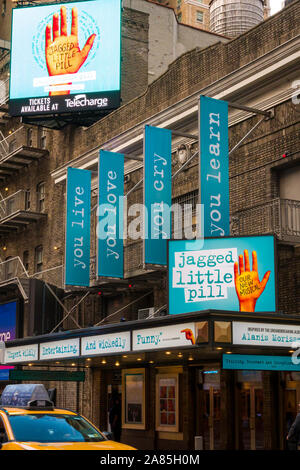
(65, 167, 91, 287)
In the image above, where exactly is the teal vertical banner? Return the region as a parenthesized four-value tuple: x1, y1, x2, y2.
(144, 125, 172, 266)
(97, 150, 124, 278)
(65, 167, 91, 286)
(199, 96, 229, 237)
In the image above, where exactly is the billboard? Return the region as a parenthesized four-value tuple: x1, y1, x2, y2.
(199, 96, 229, 237)
(9, 0, 121, 116)
(143, 125, 172, 266)
(97, 150, 124, 278)
(168, 235, 276, 315)
(65, 167, 91, 287)
(0, 301, 17, 381)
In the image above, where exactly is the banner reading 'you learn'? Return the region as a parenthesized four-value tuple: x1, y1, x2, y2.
(199, 96, 229, 238)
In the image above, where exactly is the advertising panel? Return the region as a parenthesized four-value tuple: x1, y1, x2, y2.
(168, 235, 276, 315)
(97, 150, 124, 278)
(232, 321, 300, 347)
(40, 338, 79, 361)
(223, 354, 300, 372)
(10, 0, 121, 116)
(65, 167, 91, 287)
(0, 301, 17, 380)
(81, 331, 130, 356)
(199, 95, 229, 238)
(143, 125, 172, 266)
(5, 344, 39, 364)
(132, 322, 197, 351)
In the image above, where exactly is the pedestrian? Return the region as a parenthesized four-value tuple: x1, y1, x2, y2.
(109, 396, 122, 442)
(287, 403, 300, 450)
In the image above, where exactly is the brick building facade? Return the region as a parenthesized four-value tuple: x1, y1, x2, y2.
(0, 0, 299, 451)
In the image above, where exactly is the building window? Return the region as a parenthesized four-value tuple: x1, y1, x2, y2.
(8, 138, 16, 153)
(25, 190, 31, 211)
(35, 245, 43, 273)
(6, 195, 15, 216)
(196, 10, 204, 23)
(2, 0, 6, 16)
(40, 130, 47, 149)
(27, 128, 33, 147)
(37, 182, 45, 212)
(23, 250, 29, 272)
(5, 256, 14, 280)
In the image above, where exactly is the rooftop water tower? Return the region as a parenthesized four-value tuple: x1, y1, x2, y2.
(209, 0, 265, 38)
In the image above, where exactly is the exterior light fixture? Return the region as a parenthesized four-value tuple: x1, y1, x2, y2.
(115, 361, 120, 367)
(165, 351, 171, 355)
(101, 359, 107, 364)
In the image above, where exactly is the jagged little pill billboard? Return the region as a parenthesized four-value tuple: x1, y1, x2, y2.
(9, 0, 121, 116)
(168, 235, 277, 315)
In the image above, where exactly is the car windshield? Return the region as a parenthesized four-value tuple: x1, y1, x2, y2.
(8, 413, 106, 443)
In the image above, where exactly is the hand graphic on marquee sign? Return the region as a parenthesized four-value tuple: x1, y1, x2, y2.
(234, 249, 271, 312)
(181, 328, 196, 345)
(45, 6, 96, 96)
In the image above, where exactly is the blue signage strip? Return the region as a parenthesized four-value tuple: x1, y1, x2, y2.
(65, 167, 91, 286)
(168, 235, 276, 315)
(199, 95, 229, 238)
(223, 354, 300, 372)
(97, 150, 124, 278)
(144, 125, 172, 266)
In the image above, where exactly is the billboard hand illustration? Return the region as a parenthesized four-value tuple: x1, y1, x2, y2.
(234, 249, 270, 312)
(181, 328, 195, 345)
(45, 6, 96, 95)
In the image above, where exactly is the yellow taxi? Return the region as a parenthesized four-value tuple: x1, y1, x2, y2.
(0, 384, 135, 450)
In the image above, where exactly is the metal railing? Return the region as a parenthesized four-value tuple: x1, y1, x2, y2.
(0, 126, 26, 160)
(231, 198, 300, 241)
(0, 189, 46, 220)
(0, 256, 29, 284)
(0, 77, 9, 107)
(31, 264, 65, 290)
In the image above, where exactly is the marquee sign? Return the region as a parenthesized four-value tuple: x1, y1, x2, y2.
(168, 235, 276, 315)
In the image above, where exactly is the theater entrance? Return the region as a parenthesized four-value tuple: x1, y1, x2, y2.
(238, 372, 264, 450)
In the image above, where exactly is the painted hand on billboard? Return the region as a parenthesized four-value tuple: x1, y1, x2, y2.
(45, 6, 96, 96)
(234, 250, 270, 312)
(181, 328, 195, 345)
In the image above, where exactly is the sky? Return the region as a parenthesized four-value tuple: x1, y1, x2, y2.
(270, 0, 284, 14)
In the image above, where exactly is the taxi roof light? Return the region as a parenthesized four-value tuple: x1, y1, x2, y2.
(0, 384, 54, 410)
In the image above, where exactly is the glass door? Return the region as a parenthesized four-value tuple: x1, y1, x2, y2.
(203, 386, 221, 450)
(240, 385, 264, 450)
